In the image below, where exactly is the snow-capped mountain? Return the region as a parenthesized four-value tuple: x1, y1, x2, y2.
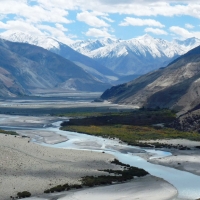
(3, 31, 200, 77)
(70, 34, 200, 75)
(69, 38, 120, 55)
(0, 31, 60, 50)
(173, 37, 200, 48)
(0, 31, 118, 84)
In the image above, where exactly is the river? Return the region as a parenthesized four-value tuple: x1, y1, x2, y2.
(1, 114, 200, 200)
(37, 121, 200, 200)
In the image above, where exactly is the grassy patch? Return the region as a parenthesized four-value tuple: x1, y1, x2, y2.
(56, 112, 105, 118)
(0, 129, 18, 135)
(82, 159, 149, 185)
(60, 109, 200, 143)
(61, 124, 200, 143)
(17, 191, 31, 198)
(44, 184, 82, 193)
(61, 109, 176, 127)
(57, 108, 176, 120)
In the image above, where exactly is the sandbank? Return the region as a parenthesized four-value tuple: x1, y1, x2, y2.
(0, 134, 118, 200)
(0, 134, 178, 200)
(141, 139, 200, 176)
(58, 176, 177, 200)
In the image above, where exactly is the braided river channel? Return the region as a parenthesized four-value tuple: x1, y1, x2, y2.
(0, 96, 200, 200)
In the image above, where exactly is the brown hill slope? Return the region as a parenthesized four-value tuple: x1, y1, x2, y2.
(101, 45, 200, 115)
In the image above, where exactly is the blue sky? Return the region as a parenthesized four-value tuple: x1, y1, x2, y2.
(0, 0, 200, 44)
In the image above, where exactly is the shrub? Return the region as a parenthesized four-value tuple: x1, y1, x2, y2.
(44, 183, 82, 193)
(17, 191, 31, 198)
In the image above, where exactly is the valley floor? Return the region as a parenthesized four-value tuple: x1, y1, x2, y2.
(0, 134, 118, 199)
(0, 133, 177, 200)
(0, 96, 199, 200)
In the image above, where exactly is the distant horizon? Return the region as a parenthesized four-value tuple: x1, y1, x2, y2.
(0, 1, 200, 44)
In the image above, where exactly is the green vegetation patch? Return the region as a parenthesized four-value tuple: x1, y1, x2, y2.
(44, 184, 82, 193)
(82, 174, 131, 187)
(111, 158, 130, 167)
(17, 191, 31, 198)
(57, 112, 105, 118)
(61, 125, 200, 143)
(44, 159, 148, 193)
(81, 158, 148, 187)
(61, 125, 200, 145)
(61, 108, 200, 146)
(61, 109, 176, 127)
(0, 129, 18, 135)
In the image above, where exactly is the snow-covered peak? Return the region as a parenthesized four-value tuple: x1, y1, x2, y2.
(70, 37, 120, 55)
(174, 37, 199, 46)
(88, 35, 183, 60)
(1, 31, 34, 43)
(173, 37, 200, 52)
(0, 31, 61, 50)
(99, 37, 120, 45)
(79, 34, 200, 61)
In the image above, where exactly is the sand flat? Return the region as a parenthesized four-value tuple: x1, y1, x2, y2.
(0, 134, 118, 200)
(58, 176, 177, 200)
(0, 134, 178, 200)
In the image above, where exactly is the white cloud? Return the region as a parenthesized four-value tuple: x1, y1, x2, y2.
(120, 17, 165, 28)
(35, 0, 200, 18)
(38, 24, 64, 35)
(145, 27, 168, 35)
(37, 24, 73, 44)
(97, 2, 200, 19)
(101, 16, 114, 23)
(55, 24, 68, 32)
(0, 1, 72, 24)
(85, 28, 115, 38)
(169, 26, 200, 39)
(77, 11, 109, 27)
(0, 20, 73, 44)
(185, 23, 194, 29)
(0, 0, 74, 43)
(1, 0, 200, 42)
(36, 0, 79, 10)
(0, 20, 43, 35)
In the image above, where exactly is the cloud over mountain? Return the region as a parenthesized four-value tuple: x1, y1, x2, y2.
(0, 1, 200, 43)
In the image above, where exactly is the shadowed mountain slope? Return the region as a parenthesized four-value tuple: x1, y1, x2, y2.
(0, 39, 111, 96)
(0, 32, 118, 83)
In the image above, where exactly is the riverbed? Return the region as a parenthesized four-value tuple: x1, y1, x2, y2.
(0, 96, 200, 200)
(0, 114, 199, 200)
(41, 121, 200, 200)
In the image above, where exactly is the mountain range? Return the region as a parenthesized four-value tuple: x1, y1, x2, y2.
(2, 32, 200, 78)
(70, 34, 200, 75)
(0, 39, 111, 97)
(0, 32, 118, 84)
(1, 31, 200, 104)
(101, 45, 200, 115)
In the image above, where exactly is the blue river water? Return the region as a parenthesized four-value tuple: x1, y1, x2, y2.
(35, 121, 200, 200)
